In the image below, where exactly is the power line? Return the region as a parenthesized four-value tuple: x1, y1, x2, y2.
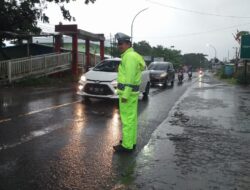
(136, 22, 250, 39)
(146, 0, 250, 19)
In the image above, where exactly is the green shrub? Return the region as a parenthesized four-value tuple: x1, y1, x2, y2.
(216, 66, 231, 79)
(215, 67, 223, 77)
(11, 71, 78, 87)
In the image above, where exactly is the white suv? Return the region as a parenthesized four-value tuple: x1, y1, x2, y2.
(77, 58, 150, 100)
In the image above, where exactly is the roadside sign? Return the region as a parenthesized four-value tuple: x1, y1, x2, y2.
(153, 57, 164, 62)
(240, 35, 250, 60)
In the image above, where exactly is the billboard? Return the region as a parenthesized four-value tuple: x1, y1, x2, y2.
(240, 35, 250, 60)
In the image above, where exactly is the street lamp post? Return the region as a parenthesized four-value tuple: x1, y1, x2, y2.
(206, 43, 217, 71)
(206, 43, 217, 59)
(131, 8, 149, 45)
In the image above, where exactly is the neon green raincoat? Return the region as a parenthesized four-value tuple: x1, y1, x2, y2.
(117, 47, 145, 149)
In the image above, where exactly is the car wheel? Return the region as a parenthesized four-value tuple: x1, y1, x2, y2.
(143, 82, 150, 100)
(163, 79, 168, 88)
(83, 96, 91, 104)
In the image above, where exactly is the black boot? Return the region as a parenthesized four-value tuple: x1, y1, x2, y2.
(119, 140, 136, 149)
(113, 144, 133, 153)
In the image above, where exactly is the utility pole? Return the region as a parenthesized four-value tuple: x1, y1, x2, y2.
(233, 47, 239, 72)
(110, 33, 113, 58)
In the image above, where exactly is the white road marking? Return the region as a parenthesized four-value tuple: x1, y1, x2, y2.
(0, 100, 81, 124)
(0, 118, 12, 123)
(0, 100, 82, 151)
(0, 125, 63, 151)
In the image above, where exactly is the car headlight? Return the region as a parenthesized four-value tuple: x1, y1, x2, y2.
(78, 85, 84, 91)
(80, 75, 86, 82)
(111, 80, 118, 87)
(160, 72, 167, 78)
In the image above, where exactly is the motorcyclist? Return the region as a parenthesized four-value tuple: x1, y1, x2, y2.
(177, 65, 184, 82)
(187, 65, 192, 78)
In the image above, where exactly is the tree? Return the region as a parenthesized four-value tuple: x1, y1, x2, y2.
(133, 41, 152, 56)
(182, 53, 208, 69)
(152, 45, 165, 58)
(0, 0, 96, 46)
(132, 42, 183, 67)
(165, 48, 182, 68)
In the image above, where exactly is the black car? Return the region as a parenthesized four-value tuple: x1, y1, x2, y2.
(148, 61, 175, 87)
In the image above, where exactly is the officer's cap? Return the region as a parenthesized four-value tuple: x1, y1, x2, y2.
(115, 32, 131, 43)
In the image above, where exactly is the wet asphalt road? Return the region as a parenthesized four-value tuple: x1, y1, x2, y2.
(123, 73, 250, 190)
(0, 76, 194, 189)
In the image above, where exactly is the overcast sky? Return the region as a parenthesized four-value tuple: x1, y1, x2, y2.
(41, 0, 250, 60)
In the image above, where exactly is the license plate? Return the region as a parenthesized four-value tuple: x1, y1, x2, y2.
(89, 87, 104, 92)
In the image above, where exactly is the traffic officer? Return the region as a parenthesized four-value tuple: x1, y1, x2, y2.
(113, 32, 146, 153)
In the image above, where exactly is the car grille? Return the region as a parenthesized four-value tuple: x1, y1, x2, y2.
(150, 74, 163, 80)
(151, 78, 165, 83)
(84, 83, 114, 95)
(150, 74, 166, 84)
(150, 75, 161, 80)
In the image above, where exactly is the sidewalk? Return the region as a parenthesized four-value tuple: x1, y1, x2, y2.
(122, 73, 250, 190)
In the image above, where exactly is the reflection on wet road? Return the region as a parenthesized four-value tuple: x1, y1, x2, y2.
(0, 77, 194, 189)
(0, 100, 81, 124)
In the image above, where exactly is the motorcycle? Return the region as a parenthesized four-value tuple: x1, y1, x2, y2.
(178, 71, 184, 83)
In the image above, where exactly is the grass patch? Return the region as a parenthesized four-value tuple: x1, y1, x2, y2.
(214, 68, 237, 85)
(220, 77, 237, 85)
(214, 69, 250, 85)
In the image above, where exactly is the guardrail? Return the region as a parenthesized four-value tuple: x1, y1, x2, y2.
(78, 52, 101, 71)
(78, 52, 101, 68)
(0, 52, 103, 84)
(0, 52, 71, 83)
(78, 52, 85, 69)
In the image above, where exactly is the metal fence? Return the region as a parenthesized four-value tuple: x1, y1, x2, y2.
(0, 53, 71, 83)
(0, 52, 103, 84)
(78, 52, 85, 69)
(77, 52, 101, 70)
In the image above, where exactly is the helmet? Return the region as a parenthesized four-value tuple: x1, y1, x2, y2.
(115, 32, 131, 43)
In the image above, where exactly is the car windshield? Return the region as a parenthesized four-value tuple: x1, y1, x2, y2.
(93, 60, 120, 72)
(148, 63, 168, 71)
